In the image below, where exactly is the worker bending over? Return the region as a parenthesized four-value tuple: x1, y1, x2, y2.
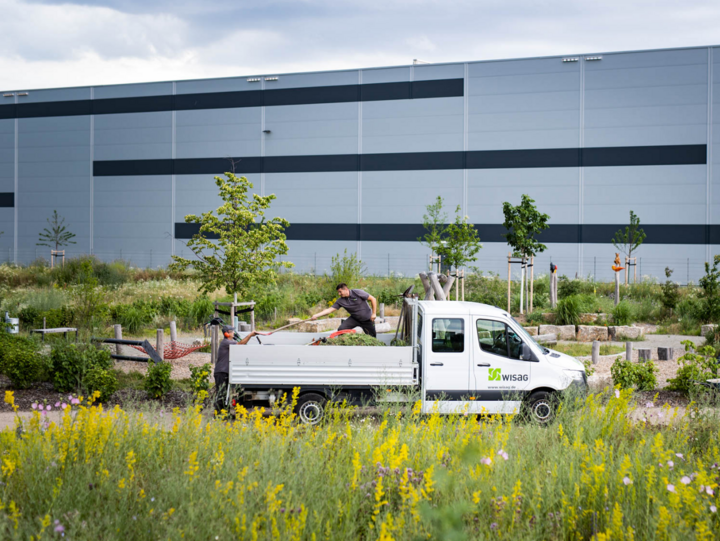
(311, 283, 378, 337)
(214, 325, 257, 412)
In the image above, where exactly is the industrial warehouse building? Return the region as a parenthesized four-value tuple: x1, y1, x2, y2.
(1, 44, 719, 281)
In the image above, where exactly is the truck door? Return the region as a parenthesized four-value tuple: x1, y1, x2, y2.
(471, 319, 532, 414)
(422, 316, 471, 413)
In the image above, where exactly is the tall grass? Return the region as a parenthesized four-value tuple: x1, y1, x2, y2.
(1, 390, 718, 539)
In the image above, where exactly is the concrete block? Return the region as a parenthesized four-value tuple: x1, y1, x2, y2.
(525, 326, 538, 336)
(576, 326, 609, 342)
(608, 326, 644, 340)
(637, 348, 652, 362)
(701, 324, 717, 337)
(536, 333, 557, 346)
(539, 325, 576, 341)
(657, 347, 674, 361)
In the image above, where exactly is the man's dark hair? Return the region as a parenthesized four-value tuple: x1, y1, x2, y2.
(336, 283, 348, 291)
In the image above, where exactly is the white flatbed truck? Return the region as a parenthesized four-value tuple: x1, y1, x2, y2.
(229, 299, 588, 424)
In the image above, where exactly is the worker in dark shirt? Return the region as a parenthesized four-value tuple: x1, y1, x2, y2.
(214, 325, 257, 412)
(310, 283, 378, 337)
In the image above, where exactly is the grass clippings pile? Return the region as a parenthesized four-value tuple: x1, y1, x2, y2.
(319, 333, 386, 346)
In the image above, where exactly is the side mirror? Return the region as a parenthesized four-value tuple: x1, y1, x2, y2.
(520, 343, 534, 361)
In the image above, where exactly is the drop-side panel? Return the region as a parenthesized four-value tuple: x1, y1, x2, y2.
(229, 346, 415, 386)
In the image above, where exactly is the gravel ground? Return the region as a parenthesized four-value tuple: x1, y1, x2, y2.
(113, 346, 211, 381)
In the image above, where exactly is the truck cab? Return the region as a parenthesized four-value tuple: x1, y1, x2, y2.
(229, 300, 587, 424)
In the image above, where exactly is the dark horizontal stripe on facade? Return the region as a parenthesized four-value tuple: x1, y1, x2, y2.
(93, 144, 707, 176)
(0, 79, 464, 120)
(0, 193, 14, 207)
(174, 223, 719, 245)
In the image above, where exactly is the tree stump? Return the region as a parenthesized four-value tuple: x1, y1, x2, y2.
(657, 347, 674, 361)
(637, 348, 652, 362)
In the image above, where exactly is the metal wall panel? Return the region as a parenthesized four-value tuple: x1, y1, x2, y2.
(0, 209, 13, 256)
(176, 107, 261, 159)
(584, 164, 706, 224)
(265, 103, 358, 156)
(271, 70, 359, 89)
(94, 111, 172, 161)
(93, 82, 173, 99)
(414, 64, 465, 81)
(363, 97, 463, 153)
(265, 172, 357, 223)
(711, 47, 720, 225)
(175, 173, 261, 221)
(12, 87, 91, 103)
(176, 77, 257, 95)
(0, 119, 13, 189)
(362, 67, 411, 84)
(362, 169, 463, 224)
(467, 168, 580, 224)
(284, 240, 358, 274)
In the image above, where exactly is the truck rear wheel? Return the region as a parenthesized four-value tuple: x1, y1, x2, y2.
(296, 393, 326, 425)
(524, 391, 557, 425)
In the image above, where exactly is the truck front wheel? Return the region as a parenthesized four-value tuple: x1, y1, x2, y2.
(296, 393, 326, 425)
(524, 391, 557, 425)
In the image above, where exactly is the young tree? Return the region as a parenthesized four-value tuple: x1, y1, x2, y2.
(170, 173, 293, 297)
(436, 205, 482, 270)
(502, 194, 550, 313)
(37, 210, 76, 250)
(418, 196, 448, 268)
(612, 210, 646, 260)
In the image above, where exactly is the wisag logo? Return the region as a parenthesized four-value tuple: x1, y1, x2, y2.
(488, 368, 529, 382)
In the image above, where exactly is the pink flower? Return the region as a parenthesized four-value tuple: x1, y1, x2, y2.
(623, 477, 632, 485)
(676, 453, 684, 459)
(667, 484, 676, 493)
(711, 505, 717, 513)
(31, 403, 37, 410)
(497, 450, 509, 461)
(645, 402, 654, 408)
(61, 403, 67, 410)
(614, 389, 620, 399)
(46, 405, 51, 411)
(681, 476, 691, 485)
(71, 398, 80, 405)
(480, 457, 492, 466)
(54, 402, 60, 408)
(667, 461, 674, 469)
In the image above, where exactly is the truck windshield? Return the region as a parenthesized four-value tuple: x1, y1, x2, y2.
(510, 318, 549, 354)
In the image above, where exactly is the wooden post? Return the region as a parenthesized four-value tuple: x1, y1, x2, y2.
(43, 317, 46, 330)
(211, 324, 219, 367)
(114, 324, 122, 356)
(626, 342, 632, 361)
(519, 257, 525, 315)
(170, 321, 177, 343)
(230, 293, 237, 328)
(379, 303, 385, 319)
(507, 252, 512, 313)
(625, 257, 629, 286)
(455, 271, 459, 301)
(591, 340, 600, 365)
(614, 272, 620, 307)
(461, 269, 465, 301)
(249, 302, 255, 331)
(633, 257, 637, 284)
(156, 329, 164, 361)
(530, 256, 534, 313)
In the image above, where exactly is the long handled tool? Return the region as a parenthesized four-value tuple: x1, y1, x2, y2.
(254, 318, 309, 336)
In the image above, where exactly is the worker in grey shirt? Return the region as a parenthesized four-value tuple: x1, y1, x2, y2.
(311, 283, 378, 337)
(215, 325, 257, 412)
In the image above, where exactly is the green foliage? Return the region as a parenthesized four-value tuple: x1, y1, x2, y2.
(84, 366, 119, 402)
(189, 363, 211, 401)
(525, 311, 545, 325)
(144, 361, 173, 399)
(49, 342, 113, 394)
(189, 296, 215, 327)
(698, 255, 720, 324)
(36, 209, 76, 250)
(435, 205, 482, 271)
(72, 260, 106, 330)
(418, 196, 448, 259)
(666, 341, 719, 395)
(319, 333, 386, 346)
(612, 210, 646, 259)
(610, 357, 658, 390)
(329, 249, 366, 291)
(660, 267, 680, 315)
(501, 194, 550, 258)
(0, 335, 44, 389)
(555, 295, 581, 326)
(612, 300, 633, 326)
(170, 172, 293, 297)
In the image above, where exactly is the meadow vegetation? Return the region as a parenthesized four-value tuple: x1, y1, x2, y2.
(0, 389, 718, 540)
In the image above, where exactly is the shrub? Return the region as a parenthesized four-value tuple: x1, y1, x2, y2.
(117, 306, 150, 334)
(666, 341, 719, 395)
(0, 336, 44, 389)
(555, 295, 581, 326)
(698, 255, 720, 323)
(610, 357, 658, 390)
(144, 362, 173, 399)
(189, 363, 211, 403)
(84, 366, 119, 402)
(49, 342, 113, 394)
(328, 249, 366, 296)
(189, 296, 215, 328)
(525, 311, 545, 325)
(660, 267, 680, 314)
(612, 301, 633, 326)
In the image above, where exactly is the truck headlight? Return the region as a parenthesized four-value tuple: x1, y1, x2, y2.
(563, 370, 585, 381)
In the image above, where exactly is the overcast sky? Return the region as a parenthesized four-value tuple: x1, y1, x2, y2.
(2, 0, 720, 91)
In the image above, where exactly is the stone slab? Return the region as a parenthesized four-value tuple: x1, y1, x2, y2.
(576, 325, 609, 342)
(608, 326, 644, 340)
(525, 326, 538, 336)
(538, 325, 576, 341)
(701, 324, 717, 337)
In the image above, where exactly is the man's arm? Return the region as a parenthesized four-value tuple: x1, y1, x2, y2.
(368, 295, 377, 322)
(310, 307, 337, 320)
(238, 331, 257, 345)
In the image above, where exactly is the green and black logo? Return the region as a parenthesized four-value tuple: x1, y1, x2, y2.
(488, 368, 528, 382)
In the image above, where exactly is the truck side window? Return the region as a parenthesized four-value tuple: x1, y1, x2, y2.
(476, 320, 508, 357)
(431, 318, 464, 353)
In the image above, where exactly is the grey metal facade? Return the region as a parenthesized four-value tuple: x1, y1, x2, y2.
(1, 45, 719, 282)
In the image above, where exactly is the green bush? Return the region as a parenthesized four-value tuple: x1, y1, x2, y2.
(555, 295, 581, 326)
(49, 342, 113, 394)
(525, 311, 545, 325)
(610, 357, 658, 391)
(666, 341, 719, 395)
(0, 336, 44, 389)
(189, 363, 211, 402)
(189, 296, 215, 328)
(612, 301, 633, 326)
(84, 366, 119, 402)
(144, 362, 173, 399)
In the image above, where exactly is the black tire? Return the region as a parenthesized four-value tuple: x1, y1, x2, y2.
(523, 391, 557, 425)
(296, 393, 327, 425)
